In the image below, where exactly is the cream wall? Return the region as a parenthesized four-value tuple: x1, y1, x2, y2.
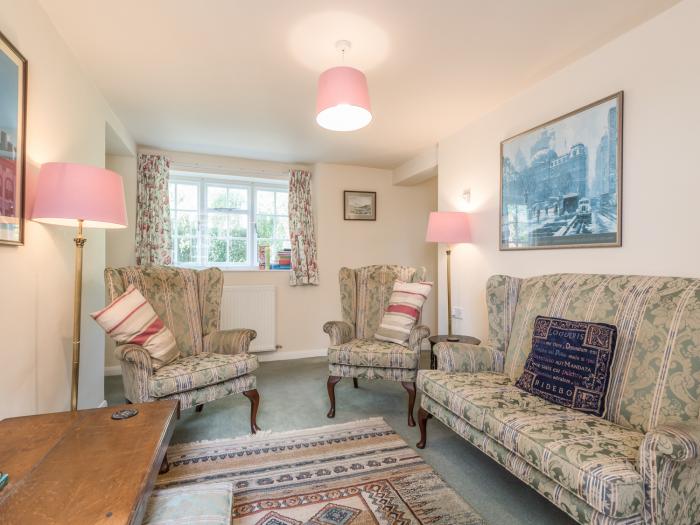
(104, 152, 437, 368)
(0, 0, 134, 418)
(436, 0, 700, 342)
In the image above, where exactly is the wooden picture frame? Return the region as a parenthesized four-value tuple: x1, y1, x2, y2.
(500, 92, 623, 250)
(344, 191, 376, 221)
(0, 30, 27, 246)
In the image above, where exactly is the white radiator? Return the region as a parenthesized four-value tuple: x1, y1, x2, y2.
(221, 285, 276, 353)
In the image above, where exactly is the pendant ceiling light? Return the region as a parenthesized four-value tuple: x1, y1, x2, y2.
(316, 40, 372, 132)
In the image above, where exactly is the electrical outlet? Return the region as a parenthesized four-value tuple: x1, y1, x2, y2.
(452, 307, 464, 320)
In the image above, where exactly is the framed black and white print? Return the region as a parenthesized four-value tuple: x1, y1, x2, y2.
(500, 92, 622, 250)
(0, 31, 27, 245)
(344, 191, 376, 221)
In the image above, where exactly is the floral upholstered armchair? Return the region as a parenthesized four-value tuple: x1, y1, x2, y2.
(105, 266, 261, 433)
(323, 265, 431, 426)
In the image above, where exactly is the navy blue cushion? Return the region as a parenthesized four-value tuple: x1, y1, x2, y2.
(515, 316, 617, 417)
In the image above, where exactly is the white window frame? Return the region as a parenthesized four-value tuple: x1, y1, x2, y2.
(169, 170, 289, 270)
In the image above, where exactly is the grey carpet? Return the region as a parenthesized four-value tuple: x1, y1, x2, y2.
(105, 354, 575, 525)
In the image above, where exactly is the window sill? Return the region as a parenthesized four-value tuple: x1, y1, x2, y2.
(171, 264, 289, 273)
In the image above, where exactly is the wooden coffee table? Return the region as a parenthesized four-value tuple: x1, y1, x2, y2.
(0, 400, 178, 524)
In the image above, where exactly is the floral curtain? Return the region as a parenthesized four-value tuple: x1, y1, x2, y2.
(135, 154, 172, 266)
(288, 170, 319, 286)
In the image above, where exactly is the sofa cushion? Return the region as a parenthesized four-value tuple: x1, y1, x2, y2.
(416, 370, 549, 431)
(374, 280, 432, 345)
(328, 339, 419, 370)
(144, 482, 233, 525)
(149, 353, 258, 398)
(483, 403, 644, 519)
(515, 316, 617, 417)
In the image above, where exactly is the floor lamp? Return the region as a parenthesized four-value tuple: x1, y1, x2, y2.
(32, 163, 127, 411)
(425, 211, 471, 341)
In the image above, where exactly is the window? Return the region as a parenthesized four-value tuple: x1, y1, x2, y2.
(169, 171, 290, 268)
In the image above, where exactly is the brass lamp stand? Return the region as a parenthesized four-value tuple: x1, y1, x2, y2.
(445, 247, 459, 342)
(70, 219, 86, 411)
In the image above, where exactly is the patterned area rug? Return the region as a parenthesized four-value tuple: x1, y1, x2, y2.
(156, 418, 485, 524)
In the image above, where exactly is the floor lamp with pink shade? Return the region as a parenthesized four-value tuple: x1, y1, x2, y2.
(31, 162, 127, 411)
(425, 211, 471, 341)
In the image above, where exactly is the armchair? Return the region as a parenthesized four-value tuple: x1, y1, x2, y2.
(323, 265, 431, 426)
(105, 266, 261, 433)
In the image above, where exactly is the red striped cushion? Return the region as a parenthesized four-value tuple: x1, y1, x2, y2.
(375, 281, 432, 345)
(91, 284, 179, 369)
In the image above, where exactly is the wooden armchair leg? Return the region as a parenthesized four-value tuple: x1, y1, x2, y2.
(242, 389, 261, 434)
(401, 381, 417, 427)
(416, 407, 430, 449)
(195, 404, 203, 413)
(353, 378, 359, 388)
(326, 375, 341, 418)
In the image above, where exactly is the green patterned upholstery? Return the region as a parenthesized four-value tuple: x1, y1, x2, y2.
(325, 265, 430, 383)
(418, 273, 700, 525)
(144, 482, 233, 525)
(105, 266, 258, 410)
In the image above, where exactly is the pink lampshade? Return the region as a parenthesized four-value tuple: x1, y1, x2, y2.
(316, 66, 372, 131)
(32, 162, 127, 228)
(425, 211, 471, 244)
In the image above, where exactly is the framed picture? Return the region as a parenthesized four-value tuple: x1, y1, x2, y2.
(500, 92, 622, 250)
(344, 190, 376, 221)
(0, 31, 27, 246)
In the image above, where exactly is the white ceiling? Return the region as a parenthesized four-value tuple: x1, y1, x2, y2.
(41, 0, 678, 168)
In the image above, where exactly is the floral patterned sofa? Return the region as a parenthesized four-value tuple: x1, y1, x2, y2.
(105, 266, 261, 433)
(416, 273, 700, 525)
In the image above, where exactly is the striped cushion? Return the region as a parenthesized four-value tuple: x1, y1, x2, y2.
(374, 280, 432, 345)
(91, 284, 179, 369)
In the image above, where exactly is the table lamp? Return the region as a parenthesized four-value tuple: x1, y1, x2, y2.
(425, 211, 471, 341)
(32, 163, 127, 411)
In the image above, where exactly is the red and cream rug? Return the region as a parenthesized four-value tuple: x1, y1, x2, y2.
(155, 417, 485, 524)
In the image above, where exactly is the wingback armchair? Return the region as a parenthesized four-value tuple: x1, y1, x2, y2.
(323, 265, 431, 426)
(105, 266, 261, 433)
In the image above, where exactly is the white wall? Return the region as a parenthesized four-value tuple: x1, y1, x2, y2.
(0, 0, 134, 418)
(104, 152, 437, 367)
(437, 0, 700, 341)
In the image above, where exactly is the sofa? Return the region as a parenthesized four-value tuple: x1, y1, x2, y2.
(416, 273, 700, 525)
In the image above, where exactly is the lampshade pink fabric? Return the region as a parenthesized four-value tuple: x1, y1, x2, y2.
(425, 211, 471, 244)
(32, 162, 127, 228)
(316, 66, 371, 114)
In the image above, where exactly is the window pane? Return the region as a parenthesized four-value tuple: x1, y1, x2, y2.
(176, 184, 198, 210)
(169, 184, 176, 208)
(276, 192, 288, 215)
(229, 214, 247, 238)
(256, 215, 273, 238)
(177, 237, 197, 263)
(176, 211, 198, 236)
(229, 239, 247, 263)
(207, 186, 228, 209)
(228, 188, 248, 210)
(256, 190, 275, 214)
(274, 217, 289, 240)
(208, 239, 227, 263)
(207, 213, 227, 238)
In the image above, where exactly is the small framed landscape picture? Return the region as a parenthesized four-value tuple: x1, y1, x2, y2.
(500, 92, 623, 250)
(0, 31, 27, 246)
(344, 191, 376, 221)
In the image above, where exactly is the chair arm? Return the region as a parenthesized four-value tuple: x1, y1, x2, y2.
(642, 422, 700, 463)
(408, 325, 431, 353)
(323, 321, 354, 346)
(113, 344, 153, 403)
(203, 329, 257, 355)
(436, 341, 504, 373)
(639, 422, 700, 525)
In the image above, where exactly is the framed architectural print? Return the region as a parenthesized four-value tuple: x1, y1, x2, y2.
(344, 191, 376, 221)
(500, 92, 622, 250)
(0, 31, 27, 245)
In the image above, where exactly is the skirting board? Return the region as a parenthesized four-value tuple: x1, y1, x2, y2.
(103, 349, 327, 375)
